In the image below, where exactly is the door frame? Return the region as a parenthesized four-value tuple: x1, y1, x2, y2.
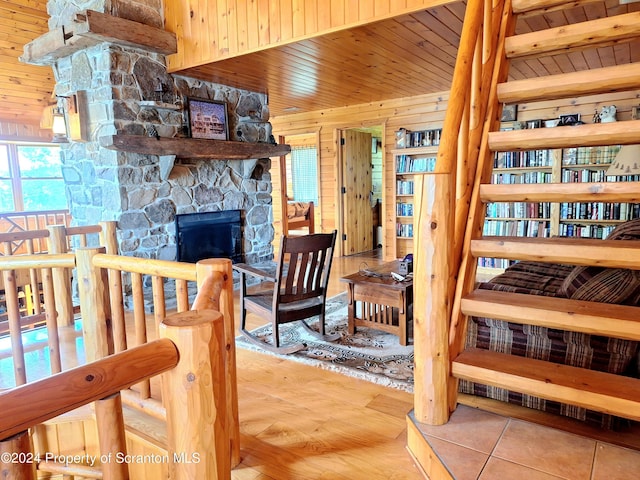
(335, 124, 385, 257)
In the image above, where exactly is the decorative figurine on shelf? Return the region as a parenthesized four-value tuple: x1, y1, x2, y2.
(597, 105, 617, 123)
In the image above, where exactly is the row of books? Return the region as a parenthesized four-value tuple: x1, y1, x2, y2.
(396, 202, 414, 217)
(561, 169, 614, 183)
(559, 202, 640, 221)
(396, 155, 436, 173)
(395, 128, 442, 149)
(557, 224, 618, 239)
(494, 149, 552, 168)
(483, 219, 550, 237)
(396, 223, 414, 238)
(477, 257, 514, 269)
(486, 202, 551, 219)
(562, 146, 620, 166)
(492, 171, 553, 184)
(396, 180, 414, 195)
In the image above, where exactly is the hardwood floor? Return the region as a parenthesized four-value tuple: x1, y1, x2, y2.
(232, 248, 424, 479)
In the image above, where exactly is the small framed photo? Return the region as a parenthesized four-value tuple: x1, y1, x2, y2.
(558, 113, 581, 126)
(186, 98, 229, 140)
(501, 104, 518, 122)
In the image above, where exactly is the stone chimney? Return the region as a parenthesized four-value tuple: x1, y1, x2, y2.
(48, 0, 276, 264)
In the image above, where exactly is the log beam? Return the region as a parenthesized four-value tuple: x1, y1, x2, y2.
(21, 10, 177, 66)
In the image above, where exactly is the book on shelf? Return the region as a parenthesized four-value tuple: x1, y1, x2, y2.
(396, 202, 414, 216)
(396, 180, 414, 195)
(396, 223, 414, 238)
(395, 128, 442, 149)
(396, 155, 437, 173)
(562, 146, 620, 166)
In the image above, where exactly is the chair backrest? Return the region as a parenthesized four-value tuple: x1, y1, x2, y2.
(275, 231, 337, 304)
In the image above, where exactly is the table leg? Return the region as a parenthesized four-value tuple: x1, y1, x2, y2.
(399, 291, 407, 346)
(347, 284, 356, 335)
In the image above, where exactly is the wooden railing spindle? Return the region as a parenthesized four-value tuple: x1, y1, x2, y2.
(3, 268, 27, 386)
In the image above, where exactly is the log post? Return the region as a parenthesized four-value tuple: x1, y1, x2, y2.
(95, 393, 129, 480)
(413, 173, 453, 425)
(75, 247, 113, 361)
(99, 221, 127, 353)
(160, 310, 229, 480)
(0, 430, 37, 479)
(47, 225, 74, 327)
(194, 259, 240, 467)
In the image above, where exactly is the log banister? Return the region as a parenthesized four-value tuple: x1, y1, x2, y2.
(0, 338, 179, 441)
(92, 253, 197, 281)
(413, 0, 488, 425)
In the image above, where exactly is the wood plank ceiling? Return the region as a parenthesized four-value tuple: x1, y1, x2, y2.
(1, 0, 639, 128)
(0, 0, 53, 127)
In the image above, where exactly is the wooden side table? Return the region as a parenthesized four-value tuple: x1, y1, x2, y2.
(340, 261, 413, 345)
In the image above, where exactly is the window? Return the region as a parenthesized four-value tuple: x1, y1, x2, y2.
(0, 142, 66, 213)
(287, 145, 319, 204)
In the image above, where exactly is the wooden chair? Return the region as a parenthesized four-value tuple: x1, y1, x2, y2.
(234, 231, 339, 353)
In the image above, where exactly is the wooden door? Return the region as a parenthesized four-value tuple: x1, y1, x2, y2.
(341, 130, 373, 255)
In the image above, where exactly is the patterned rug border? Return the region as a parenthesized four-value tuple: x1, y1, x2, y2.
(235, 293, 414, 393)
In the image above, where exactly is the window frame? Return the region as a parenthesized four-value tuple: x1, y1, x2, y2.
(0, 141, 64, 213)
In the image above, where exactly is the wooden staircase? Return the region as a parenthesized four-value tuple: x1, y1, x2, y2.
(451, 0, 640, 425)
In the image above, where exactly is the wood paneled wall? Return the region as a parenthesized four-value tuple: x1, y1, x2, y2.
(271, 89, 640, 260)
(270, 91, 449, 260)
(164, 0, 449, 70)
(0, 120, 52, 142)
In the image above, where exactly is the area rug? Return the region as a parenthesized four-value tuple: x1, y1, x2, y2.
(235, 293, 414, 392)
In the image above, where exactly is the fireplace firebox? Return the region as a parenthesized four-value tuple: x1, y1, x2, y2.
(175, 210, 243, 263)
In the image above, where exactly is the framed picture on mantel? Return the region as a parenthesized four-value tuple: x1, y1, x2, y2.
(186, 98, 229, 140)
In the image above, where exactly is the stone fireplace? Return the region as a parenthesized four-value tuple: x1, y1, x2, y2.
(48, 0, 277, 266)
(175, 210, 243, 264)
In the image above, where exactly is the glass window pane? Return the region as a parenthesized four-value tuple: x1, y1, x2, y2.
(291, 147, 318, 204)
(0, 145, 9, 177)
(0, 180, 15, 212)
(21, 179, 67, 210)
(17, 145, 62, 178)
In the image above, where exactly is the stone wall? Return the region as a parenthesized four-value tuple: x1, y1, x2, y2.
(49, 1, 276, 264)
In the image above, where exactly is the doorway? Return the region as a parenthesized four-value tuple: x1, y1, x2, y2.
(337, 126, 383, 256)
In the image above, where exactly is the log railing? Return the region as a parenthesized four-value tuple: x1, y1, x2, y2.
(0, 221, 118, 335)
(76, 250, 241, 467)
(413, 0, 507, 424)
(0, 222, 119, 389)
(0, 306, 231, 479)
(0, 209, 71, 255)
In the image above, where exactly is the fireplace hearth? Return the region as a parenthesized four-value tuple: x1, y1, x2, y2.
(176, 210, 243, 264)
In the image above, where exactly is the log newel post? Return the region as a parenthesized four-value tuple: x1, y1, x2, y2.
(95, 393, 129, 480)
(160, 310, 230, 480)
(47, 225, 74, 327)
(0, 430, 37, 479)
(413, 173, 453, 425)
(75, 247, 113, 361)
(194, 259, 240, 468)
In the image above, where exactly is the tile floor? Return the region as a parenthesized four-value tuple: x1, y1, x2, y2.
(411, 405, 640, 480)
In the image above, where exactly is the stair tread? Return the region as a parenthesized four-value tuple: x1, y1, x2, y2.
(505, 11, 640, 59)
(470, 236, 640, 269)
(480, 181, 640, 203)
(452, 348, 640, 420)
(462, 289, 640, 340)
(488, 121, 640, 152)
(497, 63, 640, 104)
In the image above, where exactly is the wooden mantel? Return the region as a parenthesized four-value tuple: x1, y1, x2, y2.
(99, 134, 291, 159)
(21, 10, 177, 66)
